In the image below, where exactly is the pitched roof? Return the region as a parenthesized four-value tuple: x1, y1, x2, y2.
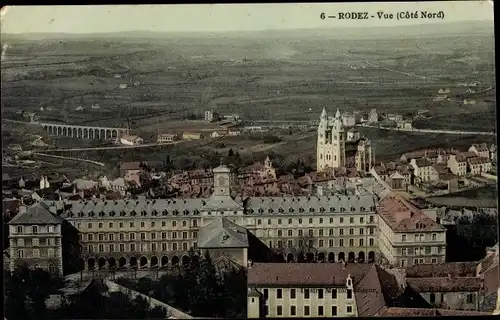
(468, 157, 490, 165)
(197, 217, 248, 248)
(462, 151, 477, 158)
(471, 143, 489, 152)
(355, 265, 394, 316)
(8, 202, 62, 225)
(413, 158, 432, 167)
(405, 262, 477, 278)
(377, 194, 445, 233)
(120, 162, 142, 171)
(407, 277, 483, 292)
(247, 262, 372, 286)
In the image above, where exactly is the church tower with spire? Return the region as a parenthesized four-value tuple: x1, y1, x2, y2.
(316, 108, 347, 171)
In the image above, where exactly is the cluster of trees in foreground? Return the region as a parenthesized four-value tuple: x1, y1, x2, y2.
(116, 249, 247, 318)
(4, 266, 167, 320)
(446, 211, 498, 262)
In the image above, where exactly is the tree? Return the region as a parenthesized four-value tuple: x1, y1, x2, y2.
(196, 252, 224, 317)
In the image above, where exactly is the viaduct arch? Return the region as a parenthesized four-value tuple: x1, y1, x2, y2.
(40, 122, 129, 140)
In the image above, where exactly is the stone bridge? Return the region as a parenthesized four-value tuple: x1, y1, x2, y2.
(40, 122, 129, 140)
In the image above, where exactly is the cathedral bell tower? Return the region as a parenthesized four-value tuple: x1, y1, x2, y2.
(316, 108, 346, 172)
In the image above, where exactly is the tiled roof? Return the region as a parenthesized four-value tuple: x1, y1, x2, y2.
(462, 151, 477, 158)
(245, 194, 377, 215)
(198, 217, 248, 248)
(355, 265, 393, 316)
(247, 262, 372, 286)
(472, 144, 489, 152)
(3, 198, 21, 214)
(413, 157, 432, 167)
(375, 307, 491, 317)
(8, 202, 62, 225)
(377, 194, 445, 232)
(405, 262, 477, 278)
(468, 157, 490, 165)
(432, 164, 449, 174)
(407, 277, 483, 292)
(120, 162, 142, 171)
(60, 195, 244, 219)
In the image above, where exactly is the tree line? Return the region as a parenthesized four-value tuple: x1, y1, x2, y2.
(116, 249, 247, 318)
(4, 266, 168, 320)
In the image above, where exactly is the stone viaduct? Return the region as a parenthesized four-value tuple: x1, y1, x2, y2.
(40, 122, 129, 140)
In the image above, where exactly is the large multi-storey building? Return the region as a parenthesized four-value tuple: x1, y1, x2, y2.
(7, 164, 443, 275)
(376, 194, 446, 267)
(247, 262, 393, 318)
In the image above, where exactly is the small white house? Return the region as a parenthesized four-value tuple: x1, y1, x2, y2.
(120, 135, 143, 146)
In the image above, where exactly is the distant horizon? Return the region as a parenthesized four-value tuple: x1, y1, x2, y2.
(0, 19, 493, 36)
(0, 3, 493, 34)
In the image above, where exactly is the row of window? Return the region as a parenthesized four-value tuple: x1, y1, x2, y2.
(257, 216, 375, 226)
(16, 238, 57, 247)
(264, 288, 353, 300)
(252, 206, 375, 214)
(261, 227, 375, 237)
(77, 219, 198, 230)
(15, 225, 56, 234)
(401, 233, 439, 242)
(81, 231, 198, 242)
(400, 246, 443, 256)
(400, 258, 440, 267)
(271, 238, 375, 249)
(17, 249, 56, 258)
(270, 305, 353, 316)
(86, 241, 196, 253)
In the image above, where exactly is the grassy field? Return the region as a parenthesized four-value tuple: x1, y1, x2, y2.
(1, 25, 496, 171)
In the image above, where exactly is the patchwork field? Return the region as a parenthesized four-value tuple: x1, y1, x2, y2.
(1, 22, 496, 171)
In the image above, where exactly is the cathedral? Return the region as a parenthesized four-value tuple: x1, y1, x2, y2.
(316, 108, 375, 173)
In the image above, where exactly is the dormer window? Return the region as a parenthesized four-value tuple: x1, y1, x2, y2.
(120, 211, 126, 217)
(141, 210, 147, 216)
(258, 209, 264, 214)
(183, 210, 189, 215)
(173, 210, 179, 216)
(350, 207, 356, 212)
(109, 211, 115, 217)
(268, 209, 273, 213)
(289, 208, 294, 213)
(299, 208, 304, 213)
(78, 212, 84, 217)
(330, 207, 335, 212)
(99, 211, 105, 217)
(278, 208, 284, 213)
(162, 210, 168, 216)
(131, 210, 137, 216)
(152, 210, 158, 216)
(340, 207, 345, 212)
(309, 208, 315, 213)
(360, 207, 365, 212)
(320, 207, 325, 213)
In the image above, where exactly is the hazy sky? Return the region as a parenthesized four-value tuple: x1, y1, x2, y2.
(1, 2, 494, 34)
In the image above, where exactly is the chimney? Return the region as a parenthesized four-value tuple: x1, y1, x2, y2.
(18, 205, 27, 214)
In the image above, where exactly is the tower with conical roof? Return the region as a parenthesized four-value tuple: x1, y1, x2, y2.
(316, 108, 347, 171)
